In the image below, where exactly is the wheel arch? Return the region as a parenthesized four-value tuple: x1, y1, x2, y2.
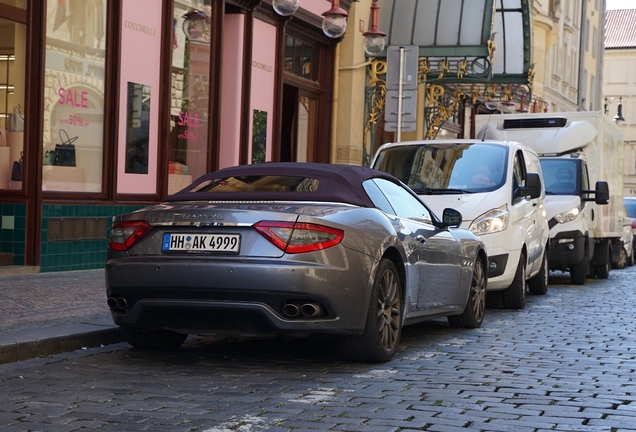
(382, 246, 406, 300)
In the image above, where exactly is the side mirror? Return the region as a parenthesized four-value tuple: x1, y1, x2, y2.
(442, 208, 462, 227)
(519, 173, 542, 199)
(594, 181, 609, 205)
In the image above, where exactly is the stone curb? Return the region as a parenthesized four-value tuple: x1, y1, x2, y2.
(0, 324, 123, 365)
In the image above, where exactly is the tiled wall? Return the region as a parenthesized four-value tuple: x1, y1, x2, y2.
(40, 204, 144, 272)
(0, 203, 27, 265)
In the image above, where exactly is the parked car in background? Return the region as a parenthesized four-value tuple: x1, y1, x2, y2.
(372, 139, 549, 310)
(624, 197, 636, 257)
(613, 204, 634, 269)
(105, 162, 487, 363)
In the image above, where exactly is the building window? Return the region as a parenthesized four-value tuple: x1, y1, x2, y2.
(43, 0, 107, 193)
(592, 26, 598, 58)
(168, 0, 212, 194)
(284, 36, 319, 82)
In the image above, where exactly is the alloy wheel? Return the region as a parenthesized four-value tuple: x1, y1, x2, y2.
(471, 258, 487, 323)
(377, 268, 401, 352)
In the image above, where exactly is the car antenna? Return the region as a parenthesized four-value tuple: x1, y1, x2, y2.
(481, 112, 493, 142)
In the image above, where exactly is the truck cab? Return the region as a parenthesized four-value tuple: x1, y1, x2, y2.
(539, 153, 609, 283)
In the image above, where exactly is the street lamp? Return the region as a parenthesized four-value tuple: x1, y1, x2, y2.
(614, 97, 626, 125)
(363, 0, 386, 56)
(271, 0, 384, 43)
(322, 0, 348, 39)
(273, 0, 300, 16)
(182, 9, 210, 41)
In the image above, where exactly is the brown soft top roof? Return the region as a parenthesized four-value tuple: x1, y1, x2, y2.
(164, 162, 403, 208)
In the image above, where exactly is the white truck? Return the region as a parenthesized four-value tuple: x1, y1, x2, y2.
(476, 111, 623, 285)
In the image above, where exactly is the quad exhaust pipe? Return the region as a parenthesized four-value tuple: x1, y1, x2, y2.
(282, 301, 325, 318)
(301, 303, 323, 317)
(107, 296, 128, 312)
(282, 303, 300, 317)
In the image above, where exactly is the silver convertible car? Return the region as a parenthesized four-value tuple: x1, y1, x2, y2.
(106, 163, 487, 362)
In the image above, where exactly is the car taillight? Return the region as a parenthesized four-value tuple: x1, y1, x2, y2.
(108, 220, 152, 251)
(632, 219, 636, 229)
(253, 221, 344, 254)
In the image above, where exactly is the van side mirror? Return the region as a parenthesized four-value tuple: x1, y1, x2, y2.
(519, 173, 542, 199)
(590, 181, 609, 205)
(442, 208, 462, 227)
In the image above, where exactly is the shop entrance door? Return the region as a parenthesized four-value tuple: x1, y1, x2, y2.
(281, 84, 318, 163)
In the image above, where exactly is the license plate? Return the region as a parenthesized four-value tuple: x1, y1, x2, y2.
(162, 233, 240, 253)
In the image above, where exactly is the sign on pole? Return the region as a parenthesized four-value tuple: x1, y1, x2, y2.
(384, 45, 418, 138)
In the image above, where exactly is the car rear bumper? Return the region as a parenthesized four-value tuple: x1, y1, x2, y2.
(105, 256, 373, 337)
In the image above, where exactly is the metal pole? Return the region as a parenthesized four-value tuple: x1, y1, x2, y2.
(397, 47, 405, 142)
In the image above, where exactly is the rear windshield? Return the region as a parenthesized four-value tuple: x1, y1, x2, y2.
(189, 175, 319, 193)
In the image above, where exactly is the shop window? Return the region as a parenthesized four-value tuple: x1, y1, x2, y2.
(0, 17, 26, 191)
(43, 1, 107, 193)
(284, 36, 319, 82)
(168, 0, 212, 194)
(125, 83, 150, 174)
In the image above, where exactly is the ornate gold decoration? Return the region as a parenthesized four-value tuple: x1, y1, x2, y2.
(437, 59, 450, 80)
(418, 58, 431, 82)
(453, 86, 466, 101)
(503, 85, 514, 101)
(486, 84, 497, 101)
(363, 59, 388, 163)
(425, 84, 466, 139)
(488, 39, 497, 61)
(427, 84, 444, 102)
(457, 59, 468, 79)
(368, 59, 387, 86)
(470, 84, 480, 104)
(527, 65, 535, 91)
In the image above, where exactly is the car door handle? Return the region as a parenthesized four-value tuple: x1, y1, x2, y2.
(416, 235, 426, 244)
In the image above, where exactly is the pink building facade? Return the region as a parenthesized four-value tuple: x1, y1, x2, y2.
(0, 0, 345, 271)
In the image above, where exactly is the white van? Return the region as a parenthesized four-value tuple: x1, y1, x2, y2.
(372, 139, 550, 309)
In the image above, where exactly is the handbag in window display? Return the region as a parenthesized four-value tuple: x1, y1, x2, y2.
(7, 104, 24, 132)
(54, 129, 77, 167)
(11, 152, 23, 182)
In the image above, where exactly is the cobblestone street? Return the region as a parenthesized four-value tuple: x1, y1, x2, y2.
(2, 267, 636, 431)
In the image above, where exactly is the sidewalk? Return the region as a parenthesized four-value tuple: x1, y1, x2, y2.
(0, 267, 123, 365)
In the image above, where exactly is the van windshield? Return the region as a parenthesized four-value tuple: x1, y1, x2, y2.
(373, 142, 508, 194)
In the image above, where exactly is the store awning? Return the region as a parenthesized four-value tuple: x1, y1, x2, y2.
(376, 0, 532, 83)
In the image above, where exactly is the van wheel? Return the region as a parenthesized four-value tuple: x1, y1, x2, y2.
(570, 260, 586, 285)
(528, 251, 548, 295)
(502, 253, 526, 309)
